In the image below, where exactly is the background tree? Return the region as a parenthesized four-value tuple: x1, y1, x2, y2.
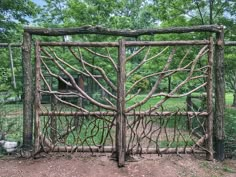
(0, 0, 39, 95)
(0, 0, 39, 41)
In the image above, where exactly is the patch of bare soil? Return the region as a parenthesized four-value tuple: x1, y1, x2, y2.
(0, 153, 235, 177)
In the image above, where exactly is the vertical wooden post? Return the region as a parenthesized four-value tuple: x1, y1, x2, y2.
(206, 37, 214, 160)
(214, 26, 225, 161)
(50, 95, 57, 144)
(116, 39, 126, 167)
(22, 32, 33, 151)
(186, 95, 192, 130)
(34, 41, 41, 152)
(74, 76, 84, 128)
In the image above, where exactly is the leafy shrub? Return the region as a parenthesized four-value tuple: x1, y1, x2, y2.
(130, 74, 150, 93)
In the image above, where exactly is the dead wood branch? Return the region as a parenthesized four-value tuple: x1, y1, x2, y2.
(40, 72, 89, 112)
(38, 111, 208, 117)
(41, 48, 116, 111)
(41, 48, 90, 77)
(77, 48, 117, 99)
(127, 46, 169, 78)
(25, 25, 222, 37)
(126, 46, 146, 62)
(83, 47, 117, 71)
(70, 47, 117, 91)
(145, 45, 209, 113)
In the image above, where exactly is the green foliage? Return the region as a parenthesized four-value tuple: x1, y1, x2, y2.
(129, 74, 150, 93)
(225, 106, 236, 156)
(0, 0, 39, 41)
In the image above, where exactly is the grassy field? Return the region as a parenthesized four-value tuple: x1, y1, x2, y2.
(126, 94, 187, 111)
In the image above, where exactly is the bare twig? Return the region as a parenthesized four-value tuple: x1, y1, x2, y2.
(126, 46, 146, 62)
(78, 48, 117, 100)
(127, 46, 169, 78)
(41, 49, 116, 111)
(70, 47, 117, 91)
(83, 47, 117, 71)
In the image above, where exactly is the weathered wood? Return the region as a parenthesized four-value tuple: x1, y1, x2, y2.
(74, 76, 84, 128)
(39, 40, 210, 47)
(34, 41, 41, 152)
(50, 95, 57, 144)
(39, 41, 119, 47)
(214, 26, 225, 161)
(116, 39, 126, 167)
(39, 111, 208, 117)
(225, 41, 236, 46)
(206, 37, 214, 161)
(39, 135, 204, 154)
(22, 32, 33, 150)
(186, 95, 193, 130)
(24, 25, 222, 37)
(125, 40, 210, 46)
(41, 145, 204, 154)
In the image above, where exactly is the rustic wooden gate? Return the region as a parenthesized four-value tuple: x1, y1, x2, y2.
(34, 37, 213, 166)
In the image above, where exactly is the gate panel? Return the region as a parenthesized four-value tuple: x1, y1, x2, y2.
(123, 40, 213, 159)
(35, 42, 119, 154)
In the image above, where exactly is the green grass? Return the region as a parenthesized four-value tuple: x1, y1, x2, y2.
(126, 94, 187, 111)
(223, 166, 236, 173)
(225, 92, 234, 106)
(159, 139, 195, 148)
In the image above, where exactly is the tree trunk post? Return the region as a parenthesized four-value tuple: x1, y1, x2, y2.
(116, 39, 126, 167)
(22, 32, 33, 151)
(50, 95, 57, 144)
(206, 37, 214, 160)
(214, 26, 225, 161)
(34, 41, 41, 152)
(186, 95, 192, 131)
(233, 92, 236, 107)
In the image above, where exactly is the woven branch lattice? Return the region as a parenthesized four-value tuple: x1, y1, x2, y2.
(34, 41, 212, 155)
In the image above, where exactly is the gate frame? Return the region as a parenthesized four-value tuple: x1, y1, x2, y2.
(22, 25, 225, 164)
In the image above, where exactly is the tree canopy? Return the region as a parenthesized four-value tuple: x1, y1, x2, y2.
(0, 0, 39, 41)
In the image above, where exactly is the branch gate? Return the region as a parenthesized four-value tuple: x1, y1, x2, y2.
(22, 25, 225, 166)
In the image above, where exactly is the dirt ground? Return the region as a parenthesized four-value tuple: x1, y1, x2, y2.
(0, 153, 236, 177)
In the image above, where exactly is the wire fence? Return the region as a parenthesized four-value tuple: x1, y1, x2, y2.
(0, 45, 23, 143)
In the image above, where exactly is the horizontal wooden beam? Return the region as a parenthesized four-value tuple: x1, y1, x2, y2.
(24, 25, 222, 37)
(39, 40, 210, 47)
(125, 40, 210, 46)
(45, 145, 204, 154)
(39, 111, 208, 117)
(39, 41, 119, 47)
(225, 41, 236, 46)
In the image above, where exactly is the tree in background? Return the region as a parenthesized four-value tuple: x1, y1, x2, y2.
(0, 0, 39, 96)
(225, 47, 236, 107)
(0, 0, 39, 41)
